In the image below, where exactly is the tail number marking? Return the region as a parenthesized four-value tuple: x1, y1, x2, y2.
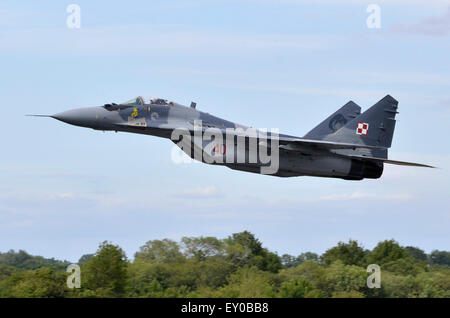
(212, 144, 226, 155)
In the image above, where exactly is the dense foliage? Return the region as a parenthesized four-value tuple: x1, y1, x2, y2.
(0, 231, 449, 298)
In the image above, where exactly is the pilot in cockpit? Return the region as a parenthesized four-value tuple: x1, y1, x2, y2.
(120, 96, 174, 106)
(151, 98, 168, 105)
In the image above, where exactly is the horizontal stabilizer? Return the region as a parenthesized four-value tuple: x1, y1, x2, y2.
(349, 155, 435, 168)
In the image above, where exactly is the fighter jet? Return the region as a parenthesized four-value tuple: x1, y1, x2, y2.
(29, 95, 434, 180)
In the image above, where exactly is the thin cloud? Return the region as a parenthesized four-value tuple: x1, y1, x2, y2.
(179, 185, 220, 198)
(390, 6, 450, 36)
(319, 192, 413, 201)
(0, 24, 332, 56)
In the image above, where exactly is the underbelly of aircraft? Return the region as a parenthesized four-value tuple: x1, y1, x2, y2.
(172, 134, 384, 180)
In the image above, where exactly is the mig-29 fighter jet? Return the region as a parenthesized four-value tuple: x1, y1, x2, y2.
(29, 95, 433, 180)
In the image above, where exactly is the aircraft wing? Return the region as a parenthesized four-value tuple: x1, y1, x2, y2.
(170, 126, 388, 151)
(221, 131, 435, 167)
(276, 137, 386, 150)
(213, 129, 384, 150)
(116, 120, 385, 151)
(115, 122, 434, 168)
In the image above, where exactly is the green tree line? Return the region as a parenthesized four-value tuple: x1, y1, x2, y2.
(0, 231, 449, 298)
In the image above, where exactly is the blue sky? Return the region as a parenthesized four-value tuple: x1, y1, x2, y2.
(0, 0, 449, 262)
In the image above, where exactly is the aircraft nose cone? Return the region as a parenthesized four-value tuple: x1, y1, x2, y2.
(52, 107, 105, 128)
(52, 109, 84, 126)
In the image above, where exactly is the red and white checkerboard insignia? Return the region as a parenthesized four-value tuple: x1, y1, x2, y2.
(356, 122, 369, 135)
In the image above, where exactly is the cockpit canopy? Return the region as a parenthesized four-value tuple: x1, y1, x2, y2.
(121, 96, 173, 106)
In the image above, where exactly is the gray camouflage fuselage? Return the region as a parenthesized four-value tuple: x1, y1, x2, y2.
(39, 95, 432, 180)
